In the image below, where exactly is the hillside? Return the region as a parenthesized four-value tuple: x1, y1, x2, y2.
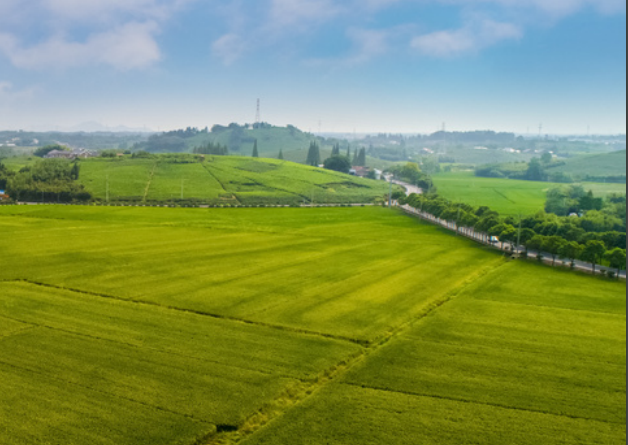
(77, 155, 392, 205)
(546, 150, 626, 182)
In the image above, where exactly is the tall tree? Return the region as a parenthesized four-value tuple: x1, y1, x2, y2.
(543, 236, 567, 266)
(252, 140, 259, 158)
(581, 240, 607, 274)
(306, 142, 321, 166)
(559, 241, 584, 269)
(278, 149, 284, 160)
(605, 248, 626, 278)
(526, 158, 547, 181)
(357, 148, 367, 167)
(331, 143, 340, 157)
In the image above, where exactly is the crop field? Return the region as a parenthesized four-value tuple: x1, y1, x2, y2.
(0, 206, 624, 445)
(243, 262, 626, 445)
(432, 171, 626, 215)
(75, 156, 391, 205)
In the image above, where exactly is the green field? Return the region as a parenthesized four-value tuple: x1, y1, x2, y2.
(0, 206, 624, 445)
(76, 156, 391, 205)
(546, 150, 627, 179)
(243, 262, 626, 445)
(432, 171, 626, 215)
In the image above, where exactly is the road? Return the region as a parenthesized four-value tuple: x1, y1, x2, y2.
(395, 184, 626, 280)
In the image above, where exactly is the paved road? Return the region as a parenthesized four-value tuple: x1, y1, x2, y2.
(401, 205, 626, 279)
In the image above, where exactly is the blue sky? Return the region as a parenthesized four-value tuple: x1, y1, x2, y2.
(0, 0, 625, 134)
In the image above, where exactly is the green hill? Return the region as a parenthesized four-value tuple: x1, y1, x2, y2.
(78, 155, 392, 205)
(546, 150, 626, 182)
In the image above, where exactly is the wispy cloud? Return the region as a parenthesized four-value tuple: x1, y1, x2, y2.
(412, 19, 523, 57)
(0, 0, 192, 70)
(212, 34, 248, 66)
(0, 22, 161, 71)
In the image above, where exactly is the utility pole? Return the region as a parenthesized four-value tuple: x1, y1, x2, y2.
(516, 214, 522, 255)
(106, 175, 110, 204)
(181, 179, 185, 200)
(388, 176, 393, 208)
(456, 204, 461, 235)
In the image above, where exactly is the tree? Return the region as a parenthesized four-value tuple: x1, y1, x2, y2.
(34, 145, 68, 158)
(559, 241, 584, 269)
(526, 235, 545, 256)
(519, 228, 537, 255)
(252, 140, 259, 158)
(526, 158, 547, 181)
(581, 240, 607, 274)
(70, 163, 80, 180)
(306, 142, 321, 166)
(579, 190, 604, 212)
(541, 152, 553, 164)
(323, 156, 352, 174)
(543, 236, 567, 266)
(499, 225, 518, 251)
(356, 148, 367, 167)
(278, 149, 284, 160)
(605, 248, 627, 278)
(331, 143, 341, 157)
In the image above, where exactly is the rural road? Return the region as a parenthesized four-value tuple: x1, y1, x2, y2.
(394, 180, 626, 280)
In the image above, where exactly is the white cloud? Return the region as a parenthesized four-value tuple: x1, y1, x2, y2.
(0, 22, 161, 71)
(0, 0, 194, 70)
(412, 19, 523, 57)
(212, 34, 248, 66)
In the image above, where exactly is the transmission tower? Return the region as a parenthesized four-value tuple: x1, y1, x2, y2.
(255, 99, 261, 125)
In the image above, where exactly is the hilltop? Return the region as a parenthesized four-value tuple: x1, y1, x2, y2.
(76, 154, 393, 205)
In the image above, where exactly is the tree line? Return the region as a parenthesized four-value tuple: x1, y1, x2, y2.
(0, 159, 91, 202)
(403, 192, 627, 278)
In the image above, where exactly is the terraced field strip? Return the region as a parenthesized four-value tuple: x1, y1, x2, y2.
(146, 162, 227, 202)
(241, 261, 626, 445)
(78, 158, 155, 201)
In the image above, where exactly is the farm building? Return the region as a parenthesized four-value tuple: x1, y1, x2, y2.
(46, 148, 97, 160)
(0, 190, 9, 201)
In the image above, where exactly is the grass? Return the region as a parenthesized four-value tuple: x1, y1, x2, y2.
(0, 281, 361, 443)
(547, 150, 627, 179)
(75, 156, 391, 204)
(431, 171, 626, 215)
(0, 205, 624, 445)
(244, 261, 625, 445)
(0, 206, 498, 342)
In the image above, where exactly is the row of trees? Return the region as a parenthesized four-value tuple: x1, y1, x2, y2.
(0, 159, 91, 202)
(193, 142, 229, 156)
(403, 193, 627, 277)
(388, 162, 435, 191)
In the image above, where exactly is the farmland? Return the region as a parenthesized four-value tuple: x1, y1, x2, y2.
(0, 206, 624, 445)
(76, 156, 392, 205)
(431, 171, 626, 215)
(243, 262, 626, 445)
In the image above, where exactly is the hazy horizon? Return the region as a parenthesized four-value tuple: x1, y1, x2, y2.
(0, 0, 625, 135)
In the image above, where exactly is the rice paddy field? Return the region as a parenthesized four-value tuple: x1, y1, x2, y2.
(0, 205, 624, 445)
(77, 156, 391, 205)
(432, 171, 626, 215)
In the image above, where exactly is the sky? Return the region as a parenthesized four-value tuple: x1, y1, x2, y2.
(0, 0, 625, 135)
